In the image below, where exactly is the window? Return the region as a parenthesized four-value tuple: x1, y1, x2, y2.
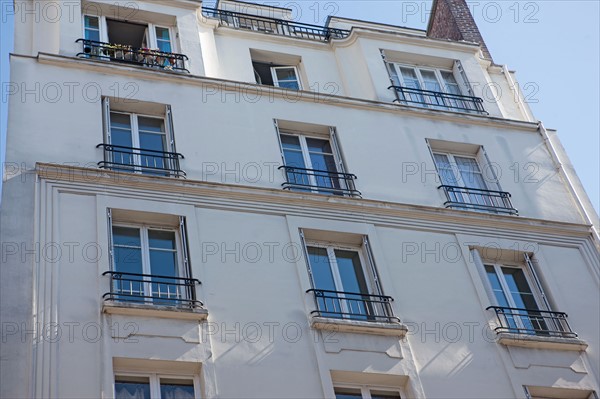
(100, 98, 185, 177)
(115, 374, 196, 399)
(105, 210, 197, 308)
(253, 62, 301, 89)
(79, 14, 186, 71)
(276, 123, 358, 196)
(82, 15, 173, 52)
(385, 62, 485, 113)
(302, 233, 395, 323)
(429, 142, 517, 214)
(335, 387, 402, 399)
(485, 262, 548, 335)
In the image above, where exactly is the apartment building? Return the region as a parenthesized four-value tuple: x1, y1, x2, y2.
(1, 0, 599, 398)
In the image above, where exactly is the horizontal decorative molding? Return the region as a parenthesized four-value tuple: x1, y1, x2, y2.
(496, 332, 588, 352)
(30, 53, 540, 132)
(311, 316, 409, 337)
(32, 163, 597, 248)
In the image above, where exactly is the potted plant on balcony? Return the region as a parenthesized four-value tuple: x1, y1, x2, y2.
(113, 44, 132, 60)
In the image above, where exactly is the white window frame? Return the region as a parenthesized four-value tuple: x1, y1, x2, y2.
(389, 63, 460, 96)
(271, 66, 301, 89)
(334, 384, 404, 398)
(484, 262, 545, 309)
(114, 372, 200, 399)
(432, 151, 488, 189)
(107, 110, 172, 173)
(306, 242, 374, 294)
(305, 241, 381, 319)
(111, 223, 186, 300)
(278, 131, 345, 192)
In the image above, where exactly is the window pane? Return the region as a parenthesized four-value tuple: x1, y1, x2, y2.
(113, 227, 143, 279)
(160, 379, 195, 399)
(155, 27, 172, 53)
(280, 134, 301, 150)
(274, 68, 299, 89)
(370, 390, 402, 399)
(334, 387, 363, 398)
(335, 249, 370, 319)
(308, 247, 335, 291)
(501, 267, 539, 310)
(420, 69, 442, 92)
(455, 156, 486, 189)
(113, 226, 141, 247)
(115, 376, 150, 399)
(433, 153, 459, 185)
(399, 67, 420, 89)
(485, 265, 510, 308)
(334, 250, 368, 295)
(138, 117, 165, 133)
(149, 230, 176, 250)
(306, 138, 333, 154)
(275, 67, 297, 81)
(84, 16, 100, 42)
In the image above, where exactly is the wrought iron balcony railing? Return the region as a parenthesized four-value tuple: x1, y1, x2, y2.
(487, 306, 577, 339)
(439, 185, 518, 215)
(102, 271, 203, 309)
(279, 165, 360, 197)
(76, 39, 189, 73)
(388, 85, 487, 114)
(97, 144, 186, 178)
(202, 7, 350, 42)
(307, 289, 400, 323)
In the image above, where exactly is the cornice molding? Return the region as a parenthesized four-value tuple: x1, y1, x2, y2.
(34, 163, 596, 244)
(29, 53, 540, 132)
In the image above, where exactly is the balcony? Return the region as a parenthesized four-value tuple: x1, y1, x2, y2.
(307, 288, 399, 323)
(486, 306, 587, 350)
(487, 306, 577, 338)
(97, 144, 186, 178)
(76, 39, 189, 73)
(102, 271, 207, 320)
(388, 85, 487, 114)
(439, 185, 518, 215)
(202, 7, 350, 42)
(279, 166, 360, 197)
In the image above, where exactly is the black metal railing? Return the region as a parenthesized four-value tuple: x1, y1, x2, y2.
(388, 85, 487, 114)
(487, 306, 577, 339)
(76, 39, 189, 73)
(202, 7, 350, 42)
(97, 144, 186, 178)
(307, 289, 399, 323)
(279, 165, 360, 197)
(102, 271, 203, 309)
(439, 185, 517, 215)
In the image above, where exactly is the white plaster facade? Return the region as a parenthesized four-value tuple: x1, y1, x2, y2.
(1, 1, 599, 398)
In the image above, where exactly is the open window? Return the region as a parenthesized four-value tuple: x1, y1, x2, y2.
(98, 98, 185, 178)
(78, 13, 188, 72)
(275, 120, 359, 197)
(250, 49, 302, 90)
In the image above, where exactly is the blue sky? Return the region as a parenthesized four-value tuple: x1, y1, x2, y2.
(1, 0, 598, 212)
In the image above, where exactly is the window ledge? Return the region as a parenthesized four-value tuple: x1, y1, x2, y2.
(102, 301, 208, 321)
(310, 316, 408, 337)
(496, 332, 588, 351)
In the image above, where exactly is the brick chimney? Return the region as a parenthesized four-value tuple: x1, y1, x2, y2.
(426, 0, 493, 62)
